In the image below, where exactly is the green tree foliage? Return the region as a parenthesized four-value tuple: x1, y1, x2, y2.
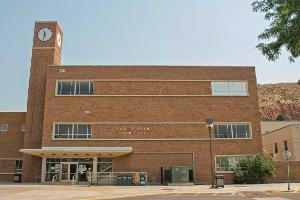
(252, 0, 300, 62)
(234, 154, 275, 184)
(297, 79, 300, 85)
(276, 113, 286, 120)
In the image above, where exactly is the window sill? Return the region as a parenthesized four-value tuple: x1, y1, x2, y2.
(215, 171, 234, 174)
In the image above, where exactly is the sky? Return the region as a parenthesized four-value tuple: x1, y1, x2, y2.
(0, 0, 299, 111)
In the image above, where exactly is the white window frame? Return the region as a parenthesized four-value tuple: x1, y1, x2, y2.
(53, 123, 92, 140)
(55, 80, 94, 96)
(213, 122, 252, 139)
(211, 81, 249, 96)
(215, 155, 251, 173)
(0, 124, 8, 132)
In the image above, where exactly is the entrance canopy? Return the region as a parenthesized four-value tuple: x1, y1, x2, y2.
(20, 147, 132, 158)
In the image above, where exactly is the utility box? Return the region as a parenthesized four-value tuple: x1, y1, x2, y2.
(170, 166, 190, 183)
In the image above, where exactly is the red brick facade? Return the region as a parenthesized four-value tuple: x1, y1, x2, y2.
(0, 112, 25, 181)
(0, 21, 265, 184)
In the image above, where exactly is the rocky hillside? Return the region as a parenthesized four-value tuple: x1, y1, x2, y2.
(258, 82, 300, 121)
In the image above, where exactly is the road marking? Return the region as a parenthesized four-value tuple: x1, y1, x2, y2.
(171, 193, 181, 196)
(253, 198, 291, 200)
(212, 193, 218, 196)
(237, 192, 246, 197)
(193, 193, 200, 196)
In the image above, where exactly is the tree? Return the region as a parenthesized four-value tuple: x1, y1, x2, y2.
(252, 0, 300, 62)
(234, 154, 275, 184)
(297, 79, 300, 85)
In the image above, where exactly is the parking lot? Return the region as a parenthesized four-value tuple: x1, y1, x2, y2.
(109, 192, 300, 200)
(0, 183, 299, 200)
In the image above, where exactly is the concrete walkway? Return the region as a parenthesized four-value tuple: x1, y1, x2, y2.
(0, 183, 299, 200)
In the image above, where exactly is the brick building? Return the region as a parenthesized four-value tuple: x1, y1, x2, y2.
(0, 21, 262, 184)
(261, 122, 300, 182)
(262, 122, 300, 161)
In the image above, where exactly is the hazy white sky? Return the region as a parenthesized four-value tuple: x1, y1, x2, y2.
(0, 0, 299, 111)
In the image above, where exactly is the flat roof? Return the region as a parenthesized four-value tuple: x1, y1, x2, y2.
(49, 65, 255, 68)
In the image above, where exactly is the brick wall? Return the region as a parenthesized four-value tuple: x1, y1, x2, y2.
(0, 112, 25, 182)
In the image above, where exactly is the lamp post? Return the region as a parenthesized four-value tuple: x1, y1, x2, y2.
(206, 118, 214, 188)
(284, 150, 291, 191)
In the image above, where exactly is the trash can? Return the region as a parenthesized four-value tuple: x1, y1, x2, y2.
(122, 174, 128, 186)
(117, 175, 122, 185)
(127, 174, 133, 185)
(14, 174, 21, 183)
(214, 175, 224, 188)
(140, 173, 146, 186)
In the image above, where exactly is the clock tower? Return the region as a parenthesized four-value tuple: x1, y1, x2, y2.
(22, 21, 63, 182)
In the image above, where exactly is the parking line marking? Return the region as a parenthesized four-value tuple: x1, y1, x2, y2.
(212, 193, 218, 196)
(193, 193, 200, 196)
(237, 192, 246, 197)
(171, 193, 181, 196)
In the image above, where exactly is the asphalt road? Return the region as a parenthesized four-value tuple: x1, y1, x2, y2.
(111, 192, 300, 200)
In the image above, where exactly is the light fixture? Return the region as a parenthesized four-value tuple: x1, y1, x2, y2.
(84, 111, 91, 115)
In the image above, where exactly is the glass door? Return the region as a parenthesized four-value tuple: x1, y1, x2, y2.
(60, 162, 78, 182)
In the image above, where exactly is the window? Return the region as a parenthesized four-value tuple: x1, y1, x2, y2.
(0, 124, 8, 132)
(284, 140, 288, 151)
(275, 143, 278, 154)
(54, 124, 91, 139)
(211, 81, 248, 96)
(215, 156, 248, 172)
(56, 81, 93, 95)
(214, 123, 251, 138)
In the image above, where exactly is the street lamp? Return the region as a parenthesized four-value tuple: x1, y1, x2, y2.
(206, 118, 214, 188)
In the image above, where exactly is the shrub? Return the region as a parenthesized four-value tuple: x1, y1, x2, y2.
(233, 154, 274, 184)
(275, 114, 285, 121)
(297, 79, 300, 85)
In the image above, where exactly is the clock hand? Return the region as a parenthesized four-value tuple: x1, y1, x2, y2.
(43, 30, 46, 39)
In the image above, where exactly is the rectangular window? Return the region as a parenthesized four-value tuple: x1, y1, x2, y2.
(275, 143, 278, 154)
(54, 123, 91, 139)
(214, 123, 251, 138)
(284, 140, 288, 151)
(56, 81, 93, 95)
(211, 81, 248, 96)
(0, 124, 8, 132)
(215, 156, 248, 172)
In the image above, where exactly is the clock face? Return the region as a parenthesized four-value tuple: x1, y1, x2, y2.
(37, 27, 52, 42)
(57, 32, 62, 47)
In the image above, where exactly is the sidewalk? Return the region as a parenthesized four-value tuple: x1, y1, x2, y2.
(0, 183, 299, 200)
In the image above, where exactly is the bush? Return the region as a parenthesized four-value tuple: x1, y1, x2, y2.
(297, 79, 300, 85)
(233, 154, 274, 184)
(275, 114, 285, 121)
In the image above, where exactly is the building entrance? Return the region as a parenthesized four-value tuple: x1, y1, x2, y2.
(60, 162, 78, 182)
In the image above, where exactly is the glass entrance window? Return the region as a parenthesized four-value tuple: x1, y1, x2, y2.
(61, 163, 69, 181)
(60, 162, 78, 182)
(44, 158, 113, 183)
(97, 158, 113, 184)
